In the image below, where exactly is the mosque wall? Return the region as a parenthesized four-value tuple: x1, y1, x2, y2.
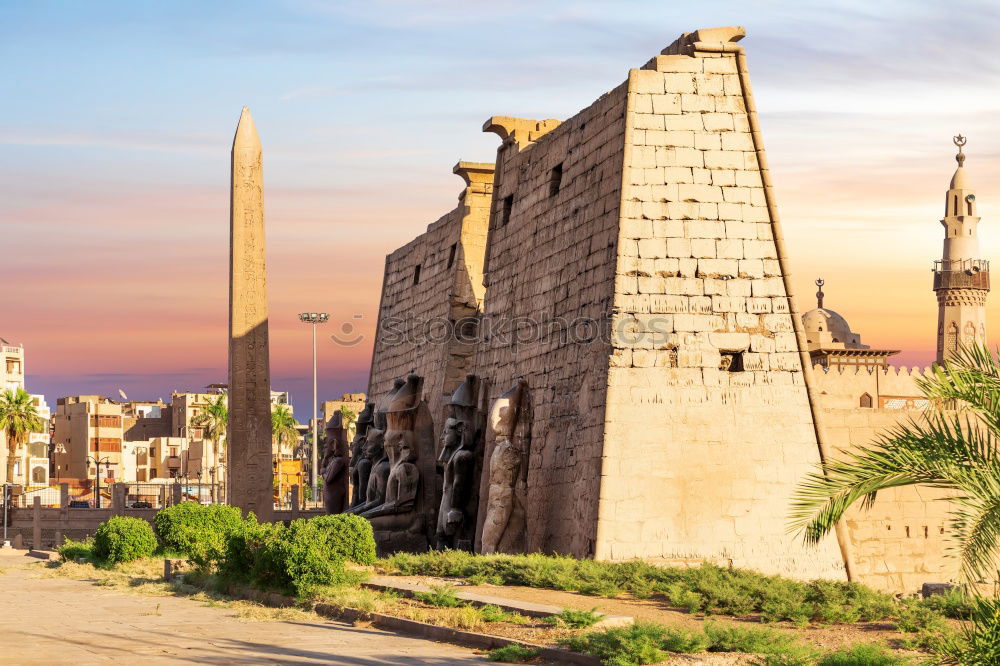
(812, 366, 958, 591)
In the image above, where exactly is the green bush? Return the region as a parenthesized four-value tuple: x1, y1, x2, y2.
(92, 516, 156, 565)
(562, 622, 706, 666)
(479, 604, 528, 624)
(308, 513, 377, 565)
(543, 607, 604, 629)
(57, 537, 93, 562)
(413, 585, 464, 608)
(219, 515, 351, 596)
(920, 587, 973, 620)
(932, 597, 1000, 665)
(703, 623, 800, 654)
(153, 502, 245, 566)
(487, 644, 539, 663)
(894, 601, 949, 633)
(816, 643, 910, 666)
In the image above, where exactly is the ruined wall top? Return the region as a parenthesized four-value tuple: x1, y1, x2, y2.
(661, 26, 746, 56)
(482, 116, 562, 148)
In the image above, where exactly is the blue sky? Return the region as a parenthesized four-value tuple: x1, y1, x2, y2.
(2, 0, 999, 407)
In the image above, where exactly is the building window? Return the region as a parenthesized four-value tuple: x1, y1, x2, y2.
(500, 195, 513, 227)
(413, 264, 421, 285)
(719, 351, 745, 372)
(447, 243, 457, 269)
(548, 163, 563, 196)
(860, 393, 873, 408)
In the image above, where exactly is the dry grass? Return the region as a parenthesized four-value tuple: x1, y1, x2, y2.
(230, 601, 319, 623)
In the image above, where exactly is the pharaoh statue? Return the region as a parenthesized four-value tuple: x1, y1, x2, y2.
(480, 380, 531, 555)
(360, 372, 437, 552)
(345, 378, 403, 516)
(320, 411, 349, 514)
(347, 403, 375, 507)
(435, 374, 483, 550)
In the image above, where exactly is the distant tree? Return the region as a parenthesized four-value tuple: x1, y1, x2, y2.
(271, 405, 299, 458)
(340, 406, 357, 439)
(192, 393, 227, 460)
(0, 388, 43, 483)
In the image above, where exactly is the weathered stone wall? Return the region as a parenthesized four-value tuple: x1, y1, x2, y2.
(367, 163, 493, 425)
(822, 406, 958, 591)
(597, 34, 845, 578)
(812, 366, 957, 592)
(472, 92, 629, 557)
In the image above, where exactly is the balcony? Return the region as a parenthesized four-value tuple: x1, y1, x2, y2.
(167, 456, 181, 469)
(933, 269, 990, 291)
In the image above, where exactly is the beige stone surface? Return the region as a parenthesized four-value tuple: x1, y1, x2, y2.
(368, 162, 494, 430)
(227, 107, 273, 522)
(364, 26, 962, 590)
(0, 552, 484, 664)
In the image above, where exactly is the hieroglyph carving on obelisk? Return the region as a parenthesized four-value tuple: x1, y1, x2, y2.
(227, 107, 274, 522)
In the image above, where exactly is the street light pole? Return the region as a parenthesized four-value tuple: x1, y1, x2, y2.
(298, 312, 328, 504)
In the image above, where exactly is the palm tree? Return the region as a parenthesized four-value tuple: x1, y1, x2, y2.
(340, 406, 357, 440)
(791, 344, 1000, 661)
(0, 388, 44, 484)
(271, 405, 299, 459)
(192, 393, 227, 463)
(790, 343, 1000, 584)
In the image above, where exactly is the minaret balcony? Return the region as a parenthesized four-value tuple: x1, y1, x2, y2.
(932, 259, 990, 290)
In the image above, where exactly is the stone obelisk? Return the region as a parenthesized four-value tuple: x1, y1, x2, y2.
(227, 107, 273, 522)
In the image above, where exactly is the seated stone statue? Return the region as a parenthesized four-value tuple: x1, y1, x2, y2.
(480, 380, 530, 555)
(348, 403, 375, 508)
(361, 374, 424, 537)
(321, 411, 349, 514)
(345, 379, 402, 515)
(435, 374, 481, 550)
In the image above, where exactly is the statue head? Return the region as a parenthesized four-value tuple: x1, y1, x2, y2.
(489, 380, 526, 439)
(388, 430, 417, 465)
(355, 403, 375, 436)
(438, 417, 464, 464)
(365, 427, 386, 459)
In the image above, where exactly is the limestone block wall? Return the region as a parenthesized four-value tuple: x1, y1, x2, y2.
(368, 164, 493, 425)
(597, 32, 845, 579)
(823, 407, 958, 591)
(472, 89, 629, 557)
(813, 365, 957, 592)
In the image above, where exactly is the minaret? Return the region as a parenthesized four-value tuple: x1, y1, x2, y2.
(934, 135, 989, 363)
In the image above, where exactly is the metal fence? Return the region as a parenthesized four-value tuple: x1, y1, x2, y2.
(2, 481, 227, 509)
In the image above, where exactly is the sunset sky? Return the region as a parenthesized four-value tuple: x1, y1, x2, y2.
(2, 1, 1000, 410)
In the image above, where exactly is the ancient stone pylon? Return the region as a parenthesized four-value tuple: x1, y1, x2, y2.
(227, 106, 273, 522)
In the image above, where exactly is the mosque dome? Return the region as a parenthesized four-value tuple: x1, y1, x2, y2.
(802, 308, 861, 347)
(801, 279, 867, 350)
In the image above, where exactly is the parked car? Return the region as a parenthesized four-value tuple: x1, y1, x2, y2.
(67, 500, 90, 508)
(130, 501, 153, 509)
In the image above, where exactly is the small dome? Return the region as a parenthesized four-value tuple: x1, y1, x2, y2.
(950, 166, 970, 190)
(802, 307, 855, 341)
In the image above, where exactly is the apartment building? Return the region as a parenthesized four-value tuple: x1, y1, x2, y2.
(52, 396, 124, 482)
